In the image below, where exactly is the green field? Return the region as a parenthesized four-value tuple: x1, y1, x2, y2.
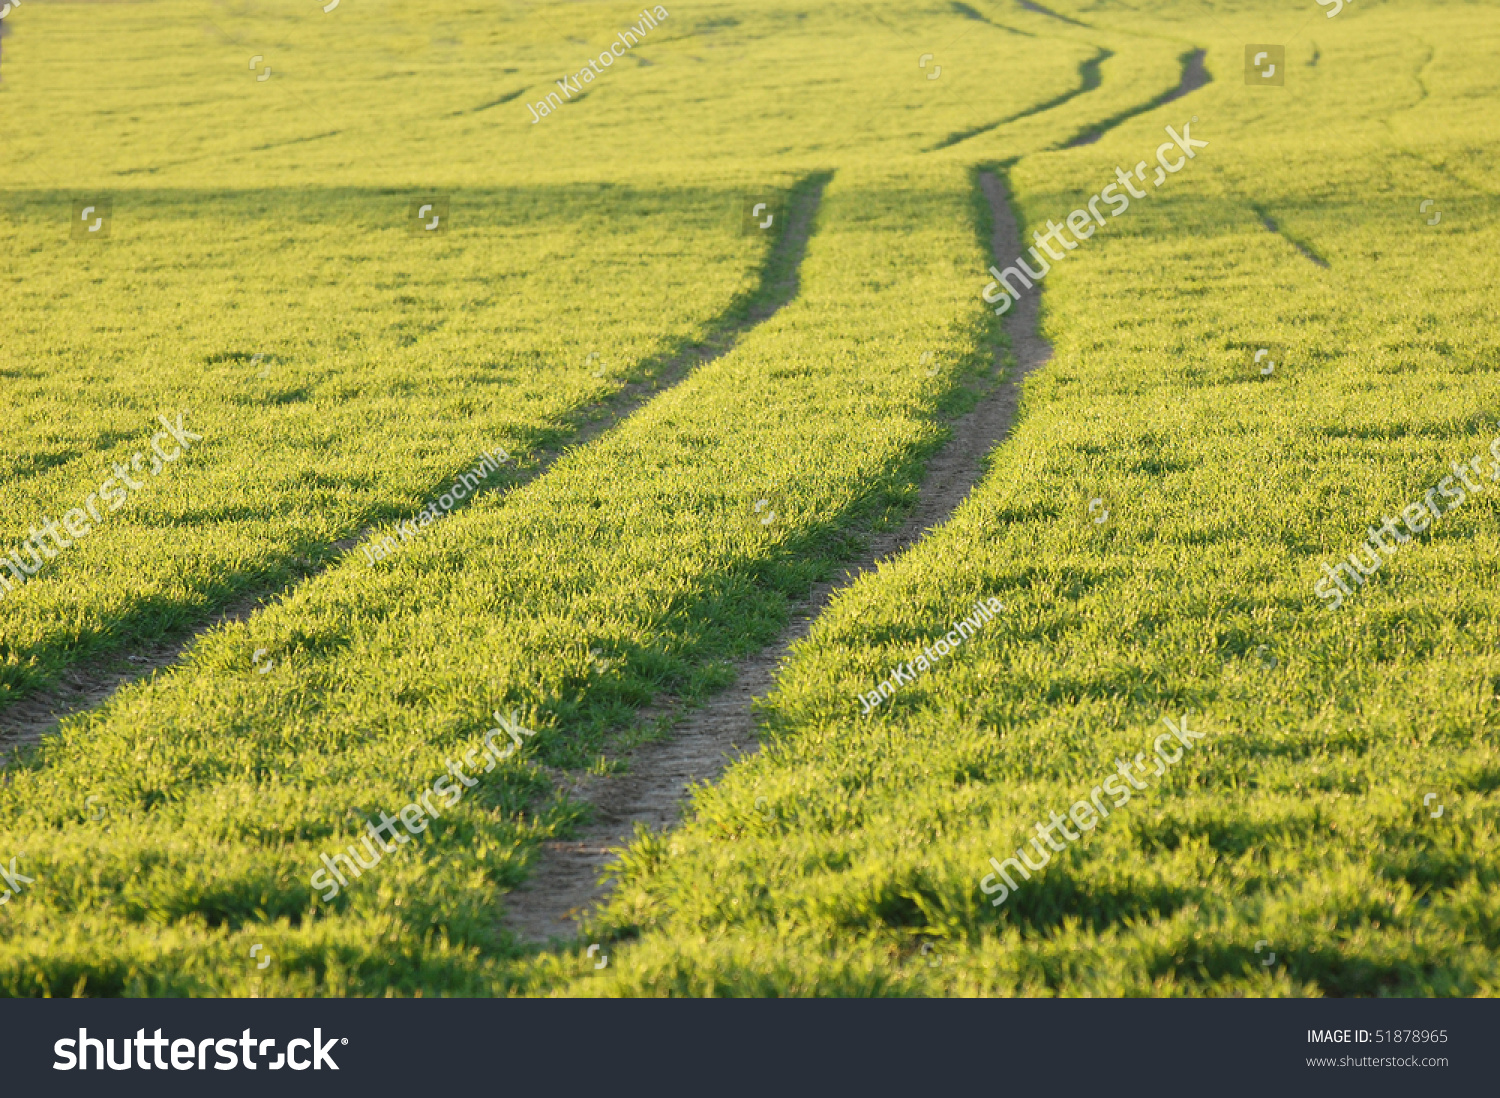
(0, 0, 1497, 997)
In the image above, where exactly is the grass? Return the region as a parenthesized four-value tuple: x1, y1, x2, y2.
(0, 0, 1133, 703)
(0, 180, 791, 702)
(0, 152, 1012, 992)
(557, 1, 1500, 996)
(0, 0, 1496, 997)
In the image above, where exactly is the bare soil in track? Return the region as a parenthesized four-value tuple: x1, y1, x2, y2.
(0, 594, 265, 766)
(503, 170, 1054, 944)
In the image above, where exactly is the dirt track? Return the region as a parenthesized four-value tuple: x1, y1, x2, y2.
(502, 170, 1055, 944)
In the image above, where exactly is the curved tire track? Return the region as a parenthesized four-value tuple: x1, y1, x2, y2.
(930, 48, 1110, 152)
(1064, 47, 1207, 148)
(1016, 0, 1091, 29)
(932, 45, 1208, 156)
(502, 169, 1053, 944)
(0, 174, 830, 762)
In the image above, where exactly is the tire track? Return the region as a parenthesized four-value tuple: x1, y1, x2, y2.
(930, 47, 1110, 152)
(950, 1, 1034, 37)
(0, 175, 830, 762)
(933, 44, 1208, 155)
(447, 88, 527, 117)
(1015, 0, 1090, 29)
(1252, 204, 1331, 268)
(1063, 47, 1207, 147)
(502, 168, 1052, 944)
